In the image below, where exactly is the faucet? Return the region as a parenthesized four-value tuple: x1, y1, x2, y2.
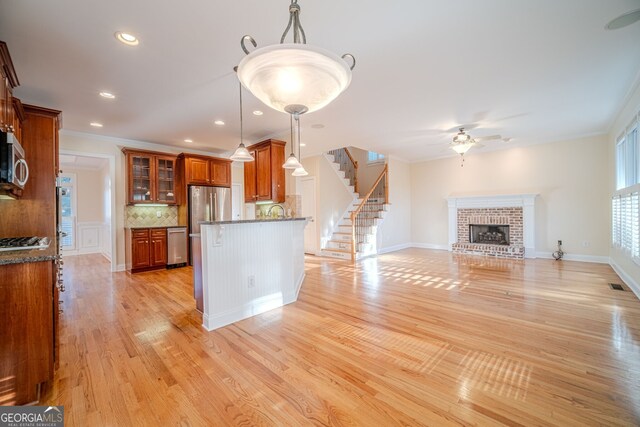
(267, 204, 285, 219)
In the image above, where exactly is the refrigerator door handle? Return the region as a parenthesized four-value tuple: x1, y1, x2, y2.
(209, 193, 214, 221)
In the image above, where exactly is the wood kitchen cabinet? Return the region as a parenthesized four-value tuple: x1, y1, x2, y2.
(123, 149, 177, 205)
(244, 139, 286, 203)
(180, 154, 232, 187)
(0, 42, 17, 133)
(126, 228, 167, 273)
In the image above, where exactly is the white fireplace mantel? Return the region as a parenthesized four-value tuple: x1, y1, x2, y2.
(446, 194, 538, 258)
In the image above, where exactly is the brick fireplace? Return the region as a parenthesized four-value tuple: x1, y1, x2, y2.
(447, 194, 537, 259)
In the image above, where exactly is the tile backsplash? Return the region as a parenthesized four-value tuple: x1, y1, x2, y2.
(254, 195, 302, 219)
(125, 206, 179, 227)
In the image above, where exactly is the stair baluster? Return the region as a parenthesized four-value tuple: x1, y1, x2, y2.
(350, 164, 388, 261)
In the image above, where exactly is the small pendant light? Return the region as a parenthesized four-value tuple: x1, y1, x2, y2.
(230, 69, 255, 162)
(283, 115, 303, 169)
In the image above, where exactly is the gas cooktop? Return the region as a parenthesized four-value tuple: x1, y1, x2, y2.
(0, 236, 50, 252)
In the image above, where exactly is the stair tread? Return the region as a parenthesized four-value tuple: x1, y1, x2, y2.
(322, 248, 352, 254)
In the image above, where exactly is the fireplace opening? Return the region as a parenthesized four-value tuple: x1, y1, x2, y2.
(469, 224, 510, 245)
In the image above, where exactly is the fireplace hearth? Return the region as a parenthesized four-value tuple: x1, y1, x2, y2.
(469, 224, 509, 245)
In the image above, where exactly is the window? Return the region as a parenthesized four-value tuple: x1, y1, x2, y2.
(613, 109, 640, 260)
(616, 118, 639, 190)
(367, 151, 385, 165)
(59, 173, 77, 250)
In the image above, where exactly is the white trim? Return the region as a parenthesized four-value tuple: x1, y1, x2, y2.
(535, 252, 610, 264)
(202, 288, 298, 332)
(377, 242, 412, 254)
(115, 263, 126, 272)
(411, 243, 450, 251)
(609, 258, 640, 300)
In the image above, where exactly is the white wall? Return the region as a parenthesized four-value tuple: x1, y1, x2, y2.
(347, 146, 386, 195)
(377, 157, 412, 252)
(410, 135, 610, 259)
(609, 77, 640, 295)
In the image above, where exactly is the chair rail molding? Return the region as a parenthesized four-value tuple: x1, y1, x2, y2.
(446, 193, 538, 258)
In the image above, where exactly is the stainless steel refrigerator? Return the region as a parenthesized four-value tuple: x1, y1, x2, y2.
(189, 185, 231, 311)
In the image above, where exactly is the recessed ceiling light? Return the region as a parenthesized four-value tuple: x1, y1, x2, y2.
(115, 31, 139, 46)
(99, 91, 116, 99)
(253, 110, 263, 116)
(184, 139, 193, 143)
(90, 122, 103, 128)
(214, 120, 225, 126)
(311, 123, 325, 129)
(300, 143, 306, 147)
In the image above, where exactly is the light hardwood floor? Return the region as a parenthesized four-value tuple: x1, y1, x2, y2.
(44, 250, 640, 426)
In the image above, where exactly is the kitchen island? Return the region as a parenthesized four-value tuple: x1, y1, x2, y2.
(199, 217, 308, 331)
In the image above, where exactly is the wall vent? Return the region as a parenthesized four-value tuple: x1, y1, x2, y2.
(609, 283, 625, 291)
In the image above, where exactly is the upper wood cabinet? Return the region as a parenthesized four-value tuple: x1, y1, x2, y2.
(0, 42, 19, 135)
(122, 149, 177, 205)
(180, 154, 232, 187)
(244, 139, 286, 203)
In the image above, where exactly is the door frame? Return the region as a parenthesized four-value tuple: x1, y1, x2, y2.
(300, 176, 318, 255)
(60, 149, 117, 272)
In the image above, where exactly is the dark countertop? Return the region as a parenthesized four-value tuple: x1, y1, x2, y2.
(126, 225, 187, 230)
(0, 244, 58, 266)
(199, 217, 309, 225)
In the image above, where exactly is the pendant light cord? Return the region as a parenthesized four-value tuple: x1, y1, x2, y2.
(239, 81, 244, 146)
(295, 114, 302, 158)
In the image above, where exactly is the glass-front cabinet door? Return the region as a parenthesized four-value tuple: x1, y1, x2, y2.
(130, 153, 154, 203)
(156, 157, 176, 204)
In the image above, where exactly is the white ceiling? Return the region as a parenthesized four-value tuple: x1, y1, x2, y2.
(59, 154, 108, 170)
(1, 0, 639, 161)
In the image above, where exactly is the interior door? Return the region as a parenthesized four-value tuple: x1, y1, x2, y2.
(300, 177, 317, 254)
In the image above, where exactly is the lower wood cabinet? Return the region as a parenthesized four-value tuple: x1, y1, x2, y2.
(0, 261, 54, 405)
(126, 228, 167, 273)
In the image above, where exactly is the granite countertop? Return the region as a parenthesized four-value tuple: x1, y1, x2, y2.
(0, 244, 58, 266)
(199, 217, 310, 225)
(127, 225, 187, 230)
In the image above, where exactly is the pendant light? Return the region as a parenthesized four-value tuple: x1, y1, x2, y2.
(236, 0, 355, 116)
(291, 113, 308, 176)
(230, 68, 255, 162)
(282, 115, 303, 169)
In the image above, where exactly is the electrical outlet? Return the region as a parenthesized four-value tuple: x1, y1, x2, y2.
(248, 275, 255, 288)
(582, 241, 590, 247)
(156, 211, 161, 218)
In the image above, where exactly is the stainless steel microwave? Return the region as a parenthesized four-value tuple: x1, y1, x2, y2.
(0, 131, 29, 189)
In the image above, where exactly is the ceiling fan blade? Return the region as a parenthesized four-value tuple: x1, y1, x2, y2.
(445, 123, 480, 133)
(472, 142, 486, 149)
(474, 135, 502, 142)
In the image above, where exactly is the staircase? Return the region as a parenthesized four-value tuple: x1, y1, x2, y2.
(321, 149, 390, 261)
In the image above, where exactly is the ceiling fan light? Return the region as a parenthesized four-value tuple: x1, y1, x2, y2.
(292, 166, 309, 176)
(230, 143, 254, 162)
(282, 153, 302, 169)
(451, 142, 474, 155)
(237, 44, 352, 115)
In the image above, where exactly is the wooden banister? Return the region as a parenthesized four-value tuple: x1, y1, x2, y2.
(344, 148, 359, 194)
(350, 164, 388, 261)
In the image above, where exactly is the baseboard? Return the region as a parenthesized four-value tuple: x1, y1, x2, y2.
(377, 242, 412, 254)
(609, 258, 640, 300)
(411, 243, 449, 251)
(101, 251, 112, 263)
(115, 263, 127, 272)
(202, 293, 296, 332)
(535, 252, 609, 264)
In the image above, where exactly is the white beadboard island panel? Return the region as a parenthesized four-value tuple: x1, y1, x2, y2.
(200, 218, 308, 331)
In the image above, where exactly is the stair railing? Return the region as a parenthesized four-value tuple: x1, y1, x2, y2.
(328, 148, 359, 193)
(350, 164, 388, 261)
